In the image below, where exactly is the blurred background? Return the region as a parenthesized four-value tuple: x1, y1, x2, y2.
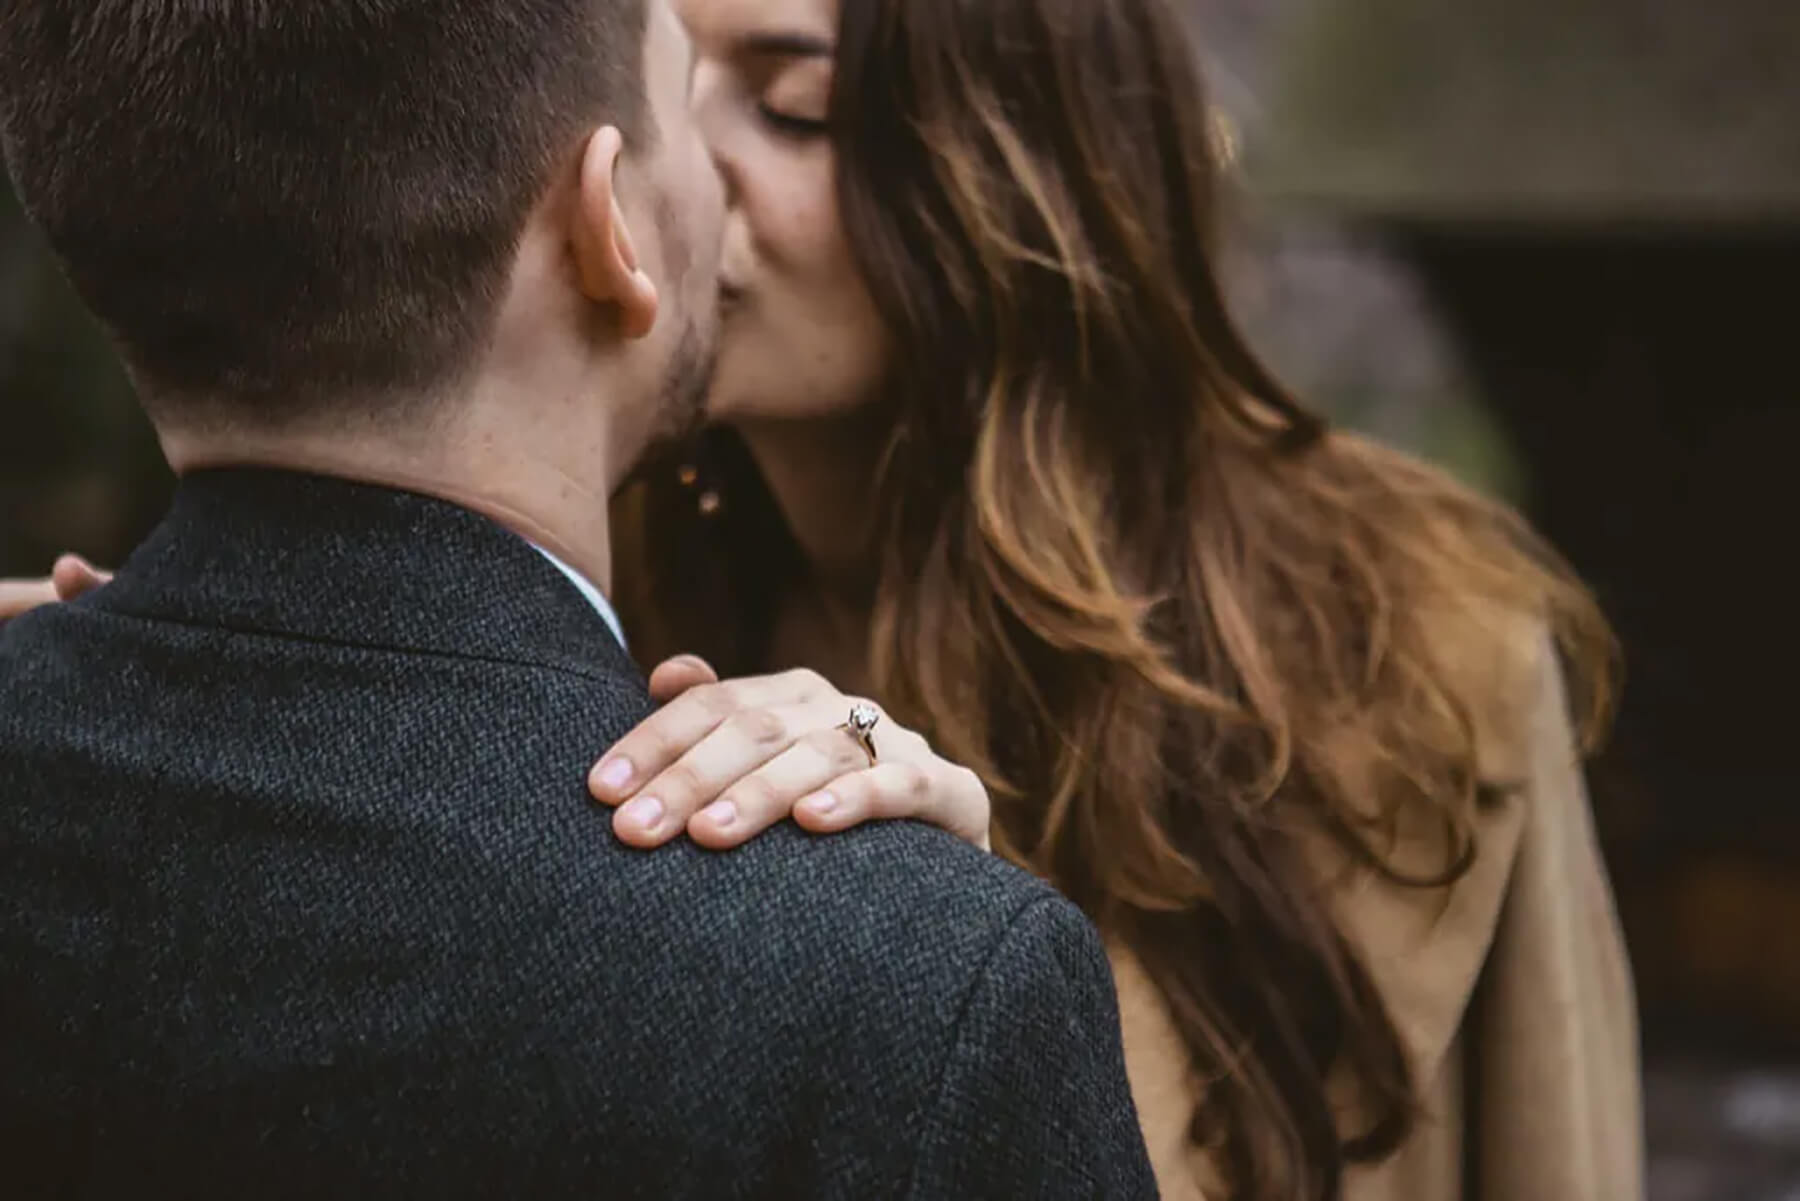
(3, 2, 1797, 1196)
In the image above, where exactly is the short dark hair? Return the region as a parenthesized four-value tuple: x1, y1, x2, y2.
(0, 0, 648, 421)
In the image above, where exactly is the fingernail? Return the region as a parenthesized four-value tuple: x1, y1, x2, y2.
(595, 757, 634, 793)
(619, 795, 664, 832)
(799, 792, 838, 816)
(700, 801, 738, 828)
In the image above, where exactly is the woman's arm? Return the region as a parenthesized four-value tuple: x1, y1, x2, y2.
(0, 555, 109, 621)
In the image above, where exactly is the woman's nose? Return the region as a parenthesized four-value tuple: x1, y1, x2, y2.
(688, 65, 739, 206)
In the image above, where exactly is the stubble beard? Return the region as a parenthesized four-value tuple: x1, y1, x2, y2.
(642, 313, 718, 457)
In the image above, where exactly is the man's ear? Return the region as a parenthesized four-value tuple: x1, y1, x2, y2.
(571, 126, 660, 340)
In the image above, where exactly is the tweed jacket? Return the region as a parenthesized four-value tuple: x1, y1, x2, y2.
(0, 468, 1157, 1201)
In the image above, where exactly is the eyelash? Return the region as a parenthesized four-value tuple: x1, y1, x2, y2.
(757, 104, 829, 139)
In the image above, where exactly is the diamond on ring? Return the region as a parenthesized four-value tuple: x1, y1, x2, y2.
(847, 703, 880, 735)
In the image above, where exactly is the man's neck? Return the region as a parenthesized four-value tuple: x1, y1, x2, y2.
(160, 406, 622, 595)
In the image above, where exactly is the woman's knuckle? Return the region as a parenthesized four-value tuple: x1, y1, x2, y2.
(785, 667, 829, 698)
(688, 683, 737, 719)
(829, 773, 867, 806)
(800, 727, 846, 758)
(657, 761, 706, 804)
(631, 730, 680, 767)
(725, 775, 779, 814)
(730, 707, 787, 745)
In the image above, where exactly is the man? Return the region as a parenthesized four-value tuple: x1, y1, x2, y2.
(0, 2, 1155, 1197)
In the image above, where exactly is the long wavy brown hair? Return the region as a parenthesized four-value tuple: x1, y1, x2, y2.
(614, 0, 1616, 1197)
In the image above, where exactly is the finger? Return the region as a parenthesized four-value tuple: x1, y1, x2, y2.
(647, 654, 718, 704)
(0, 578, 60, 622)
(686, 726, 880, 850)
(608, 701, 820, 847)
(796, 761, 993, 849)
(589, 668, 830, 804)
(51, 554, 111, 601)
(590, 677, 772, 803)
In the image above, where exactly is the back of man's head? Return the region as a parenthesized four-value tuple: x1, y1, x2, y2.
(0, 0, 647, 427)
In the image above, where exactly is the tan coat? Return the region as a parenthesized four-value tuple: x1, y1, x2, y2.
(1112, 625, 1644, 1200)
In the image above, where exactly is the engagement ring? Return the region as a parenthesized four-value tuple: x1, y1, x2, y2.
(840, 702, 880, 766)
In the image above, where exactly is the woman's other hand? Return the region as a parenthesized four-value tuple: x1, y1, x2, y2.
(0, 555, 111, 621)
(589, 657, 992, 853)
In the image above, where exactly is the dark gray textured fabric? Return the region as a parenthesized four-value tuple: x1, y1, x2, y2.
(0, 469, 1156, 1200)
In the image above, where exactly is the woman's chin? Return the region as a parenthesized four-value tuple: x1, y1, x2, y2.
(701, 335, 888, 425)
(698, 363, 808, 424)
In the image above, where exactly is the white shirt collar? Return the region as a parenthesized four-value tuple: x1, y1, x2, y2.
(531, 544, 627, 651)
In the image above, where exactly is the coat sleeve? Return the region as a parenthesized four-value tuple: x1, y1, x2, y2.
(902, 895, 1160, 1200)
(1471, 638, 1645, 1200)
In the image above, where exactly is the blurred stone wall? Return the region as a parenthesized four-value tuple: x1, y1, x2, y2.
(1189, 0, 1525, 499)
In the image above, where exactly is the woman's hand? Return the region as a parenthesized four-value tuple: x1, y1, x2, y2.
(589, 657, 992, 852)
(0, 555, 111, 621)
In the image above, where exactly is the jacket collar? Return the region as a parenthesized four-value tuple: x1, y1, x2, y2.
(94, 467, 640, 685)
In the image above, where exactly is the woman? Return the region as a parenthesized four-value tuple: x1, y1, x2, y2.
(599, 0, 1641, 1198)
(5, 0, 1643, 1196)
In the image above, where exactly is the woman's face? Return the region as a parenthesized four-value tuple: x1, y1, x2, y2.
(679, 0, 891, 424)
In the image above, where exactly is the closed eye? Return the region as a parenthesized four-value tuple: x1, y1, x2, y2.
(758, 104, 829, 139)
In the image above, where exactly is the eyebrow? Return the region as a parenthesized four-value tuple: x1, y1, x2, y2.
(739, 31, 834, 59)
